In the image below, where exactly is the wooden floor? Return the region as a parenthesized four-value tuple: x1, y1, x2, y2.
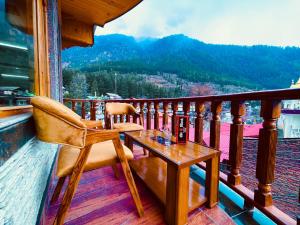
(45, 148, 236, 225)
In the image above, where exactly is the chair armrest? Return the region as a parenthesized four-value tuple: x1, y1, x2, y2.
(81, 119, 103, 129)
(85, 129, 120, 146)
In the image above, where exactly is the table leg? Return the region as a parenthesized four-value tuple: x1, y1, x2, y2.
(125, 135, 133, 151)
(205, 155, 219, 208)
(165, 164, 190, 225)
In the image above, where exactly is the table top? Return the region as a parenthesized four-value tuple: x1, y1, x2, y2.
(125, 130, 220, 168)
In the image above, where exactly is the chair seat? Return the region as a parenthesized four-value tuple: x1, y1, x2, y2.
(57, 140, 134, 177)
(113, 123, 144, 132)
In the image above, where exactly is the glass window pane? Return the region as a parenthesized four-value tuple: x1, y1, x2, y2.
(0, 0, 34, 106)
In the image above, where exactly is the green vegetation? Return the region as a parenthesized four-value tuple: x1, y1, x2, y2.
(63, 69, 183, 98)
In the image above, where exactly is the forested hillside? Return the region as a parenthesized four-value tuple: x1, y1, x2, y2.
(63, 34, 300, 90)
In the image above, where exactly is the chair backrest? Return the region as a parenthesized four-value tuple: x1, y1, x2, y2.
(31, 96, 87, 148)
(105, 103, 137, 115)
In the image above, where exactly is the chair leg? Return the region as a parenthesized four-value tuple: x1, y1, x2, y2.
(53, 145, 92, 225)
(112, 165, 120, 179)
(143, 148, 147, 155)
(113, 138, 144, 217)
(51, 176, 66, 204)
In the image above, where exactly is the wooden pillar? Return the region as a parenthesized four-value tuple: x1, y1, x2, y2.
(171, 102, 178, 135)
(194, 101, 205, 144)
(210, 101, 222, 149)
(154, 102, 159, 130)
(90, 101, 97, 120)
(81, 102, 86, 119)
(254, 100, 281, 207)
(133, 102, 138, 123)
(147, 102, 152, 130)
(162, 102, 169, 128)
(228, 101, 245, 185)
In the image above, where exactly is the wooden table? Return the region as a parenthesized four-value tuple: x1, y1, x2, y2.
(124, 130, 220, 225)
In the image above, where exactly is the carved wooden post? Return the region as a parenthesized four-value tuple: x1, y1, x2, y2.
(90, 101, 97, 120)
(162, 102, 169, 128)
(147, 102, 152, 130)
(194, 101, 205, 144)
(254, 100, 281, 207)
(140, 102, 145, 127)
(183, 102, 190, 116)
(126, 102, 131, 122)
(171, 102, 178, 135)
(133, 102, 138, 123)
(81, 102, 86, 119)
(154, 102, 159, 130)
(71, 101, 76, 112)
(183, 102, 190, 140)
(210, 101, 222, 149)
(228, 101, 246, 185)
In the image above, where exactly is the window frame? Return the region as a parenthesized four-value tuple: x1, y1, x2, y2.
(0, 0, 51, 118)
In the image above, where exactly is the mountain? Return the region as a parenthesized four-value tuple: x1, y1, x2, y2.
(62, 34, 300, 89)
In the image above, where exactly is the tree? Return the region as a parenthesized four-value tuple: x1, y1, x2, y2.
(68, 73, 88, 98)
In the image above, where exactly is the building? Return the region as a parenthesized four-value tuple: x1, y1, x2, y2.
(278, 77, 300, 138)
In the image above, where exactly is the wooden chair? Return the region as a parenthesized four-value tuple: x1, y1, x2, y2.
(105, 102, 144, 132)
(105, 102, 146, 155)
(31, 96, 144, 225)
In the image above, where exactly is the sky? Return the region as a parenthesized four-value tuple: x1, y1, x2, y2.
(95, 0, 300, 47)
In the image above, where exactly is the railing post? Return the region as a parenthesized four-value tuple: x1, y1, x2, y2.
(140, 102, 145, 127)
(133, 102, 138, 123)
(147, 102, 152, 130)
(210, 101, 222, 149)
(71, 101, 76, 112)
(254, 100, 281, 207)
(90, 101, 97, 120)
(171, 102, 178, 135)
(154, 102, 159, 130)
(81, 102, 86, 119)
(194, 101, 205, 144)
(228, 101, 245, 185)
(183, 101, 190, 140)
(163, 102, 169, 128)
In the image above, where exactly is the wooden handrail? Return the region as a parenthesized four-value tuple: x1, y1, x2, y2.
(62, 87, 299, 225)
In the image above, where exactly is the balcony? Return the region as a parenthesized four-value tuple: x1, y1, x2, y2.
(29, 88, 298, 225)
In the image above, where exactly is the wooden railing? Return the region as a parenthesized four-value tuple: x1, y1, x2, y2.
(64, 88, 300, 225)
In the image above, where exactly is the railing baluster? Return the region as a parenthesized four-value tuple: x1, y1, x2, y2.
(163, 102, 168, 128)
(133, 102, 138, 123)
(154, 102, 159, 130)
(120, 114, 124, 123)
(183, 102, 190, 140)
(210, 101, 222, 149)
(81, 102, 86, 119)
(254, 100, 281, 207)
(171, 102, 178, 135)
(228, 101, 245, 185)
(90, 101, 97, 120)
(71, 101, 76, 112)
(147, 102, 152, 130)
(194, 101, 205, 144)
(140, 102, 145, 127)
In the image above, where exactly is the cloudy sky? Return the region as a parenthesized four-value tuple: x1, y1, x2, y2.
(95, 0, 300, 47)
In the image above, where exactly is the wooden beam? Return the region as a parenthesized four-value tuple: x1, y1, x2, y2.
(61, 15, 94, 49)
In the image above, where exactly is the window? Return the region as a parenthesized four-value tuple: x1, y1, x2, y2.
(0, 0, 34, 107)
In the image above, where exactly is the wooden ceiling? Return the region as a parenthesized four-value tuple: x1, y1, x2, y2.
(6, 0, 142, 49)
(61, 0, 142, 48)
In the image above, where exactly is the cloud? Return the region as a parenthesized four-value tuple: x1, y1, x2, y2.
(95, 0, 300, 47)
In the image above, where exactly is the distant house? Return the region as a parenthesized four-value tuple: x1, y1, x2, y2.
(105, 93, 122, 100)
